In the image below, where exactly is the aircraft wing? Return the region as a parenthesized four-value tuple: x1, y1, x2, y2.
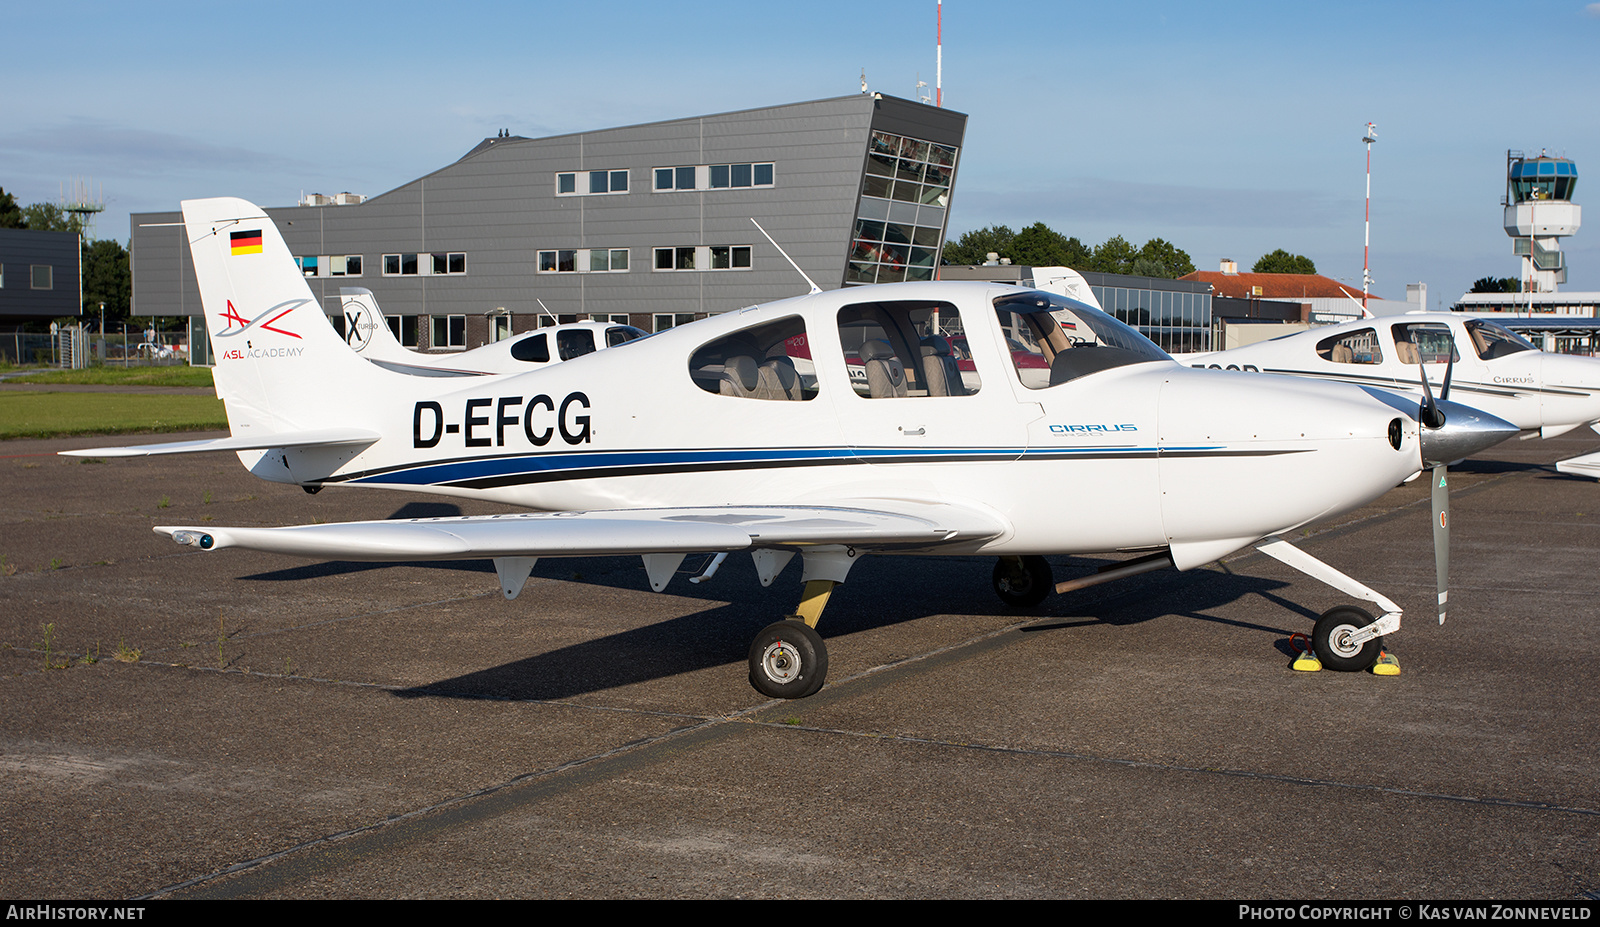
(156, 502, 1004, 558)
(1556, 450, 1600, 480)
(60, 428, 382, 458)
(155, 502, 1007, 597)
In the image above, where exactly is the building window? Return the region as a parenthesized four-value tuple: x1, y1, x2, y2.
(538, 248, 627, 273)
(656, 163, 774, 192)
(590, 313, 630, 324)
(556, 170, 628, 196)
(431, 252, 467, 275)
(848, 131, 958, 287)
(653, 313, 698, 332)
(431, 315, 465, 350)
(383, 253, 420, 276)
(710, 246, 752, 269)
(30, 265, 52, 289)
(588, 249, 629, 272)
(653, 246, 751, 272)
(299, 255, 364, 277)
(386, 315, 420, 348)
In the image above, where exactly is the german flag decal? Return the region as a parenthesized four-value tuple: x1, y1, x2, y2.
(230, 230, 263, 255)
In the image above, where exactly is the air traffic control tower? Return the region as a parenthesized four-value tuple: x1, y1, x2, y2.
(1504, 150, 1580, 292)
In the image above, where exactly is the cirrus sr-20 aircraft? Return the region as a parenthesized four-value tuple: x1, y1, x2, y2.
(1182, 313, 1600, 441)
(64, 198, 1518, 698)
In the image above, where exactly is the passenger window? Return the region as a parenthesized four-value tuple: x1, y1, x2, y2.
(688, 316, 815, 400)
(605, 325, 647, 347)
(836, 299, 979, 398)
(1391, 323, 1459, 365)
(509, 333, 550, 363)
(557, 329, 596, 360)
(1316, 328, 1383, 364)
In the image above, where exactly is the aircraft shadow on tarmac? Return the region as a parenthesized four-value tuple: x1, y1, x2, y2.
(386, 554, 1302, 702)
(230, 501, 1311, 699)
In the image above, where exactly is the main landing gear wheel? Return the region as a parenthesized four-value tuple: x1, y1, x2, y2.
(993, 556, 1053, 608)
(1312, 605, 1385, 672)
(748, 619, 828, 699)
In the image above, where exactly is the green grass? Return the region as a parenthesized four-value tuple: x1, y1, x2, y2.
(7, 366, 214, 388)
(0, 392, 227, 439)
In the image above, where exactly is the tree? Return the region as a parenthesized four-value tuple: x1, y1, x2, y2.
(0, 188, 23, 228)
(941, 224, 1015, 265)
(1010, 222, 1090, 268)
(1133, 237, 1195, 279)
(82, 239, 132, 324)
(1252, 249, 1317, 274)
(20, 202, 84, 235)
(1088, 235, 1138, 275)
(1470, 276, 1521, 293)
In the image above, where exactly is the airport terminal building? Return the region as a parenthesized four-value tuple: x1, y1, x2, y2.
(131, 95, 965, 361)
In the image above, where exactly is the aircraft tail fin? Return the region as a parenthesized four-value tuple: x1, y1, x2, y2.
(338, 287, 408, 362)
(182, 197, 393, 439)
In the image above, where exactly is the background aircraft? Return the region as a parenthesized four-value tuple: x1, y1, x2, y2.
(66, 198, 1517, 697)
(1182, 313, 1600, 442)
(338, 287, 648, 377)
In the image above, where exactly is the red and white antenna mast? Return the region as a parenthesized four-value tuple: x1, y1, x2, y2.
(936, 0, 943, 107)
(1362, 122, 1378, 310)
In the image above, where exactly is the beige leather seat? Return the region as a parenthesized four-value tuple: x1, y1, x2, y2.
(860, 339, 907, 398)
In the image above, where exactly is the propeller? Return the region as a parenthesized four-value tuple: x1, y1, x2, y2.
(1411, 334, 1518, 627)
(1416, 346, 1455, 625)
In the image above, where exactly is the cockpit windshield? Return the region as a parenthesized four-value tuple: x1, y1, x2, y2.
(993, 291, 1171, 387)
(1466, 320, 1536, 360)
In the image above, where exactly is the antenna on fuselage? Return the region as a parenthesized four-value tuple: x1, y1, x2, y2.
(750, 218, 822, 295)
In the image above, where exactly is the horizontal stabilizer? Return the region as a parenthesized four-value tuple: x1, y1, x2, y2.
(364, 358, 489, 378)
(60, 428, 381, 458)
(155, 502, 1007, 561)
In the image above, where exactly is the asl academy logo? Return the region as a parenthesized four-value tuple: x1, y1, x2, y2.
(216, 298, 306, 361)
(216, 299, 303, 339)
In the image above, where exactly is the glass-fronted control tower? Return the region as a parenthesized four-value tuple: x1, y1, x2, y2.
(1504, 151, 1580, 292)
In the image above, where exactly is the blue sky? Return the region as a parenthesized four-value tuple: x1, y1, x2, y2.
(5, 0, 1598, 302)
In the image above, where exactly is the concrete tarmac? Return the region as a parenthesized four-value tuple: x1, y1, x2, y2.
(2, 430, 1598, 899)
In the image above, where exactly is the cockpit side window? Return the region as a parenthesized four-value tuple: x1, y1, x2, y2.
(1391, 323, 1460, 365)
(688, 315, 815, 401)
(835, 300, 980, 398)
(1316, 328, 1383, 364)
(1466, 321, 1536, 360)
(993, 291, 1168, 388)
(510, 332, 550, 363)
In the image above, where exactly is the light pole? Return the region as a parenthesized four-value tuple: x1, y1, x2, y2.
(1362, 122, 1378, 311)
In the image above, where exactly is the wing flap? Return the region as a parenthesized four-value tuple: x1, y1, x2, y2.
(155, 502, 1007, 561)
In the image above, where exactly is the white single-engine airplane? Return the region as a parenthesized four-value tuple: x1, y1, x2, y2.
(337, 287, 648, 377)
(65, 198, 1519, 697)
(1183, 313, 1600, 441)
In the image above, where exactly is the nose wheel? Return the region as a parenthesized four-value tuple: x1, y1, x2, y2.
(1312, 605, 1385, 672)
(993, 556, 1053, 608)
(748, 619, 828, 699)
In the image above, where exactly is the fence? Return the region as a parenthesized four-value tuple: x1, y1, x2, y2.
(0, 328, 191, 368)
